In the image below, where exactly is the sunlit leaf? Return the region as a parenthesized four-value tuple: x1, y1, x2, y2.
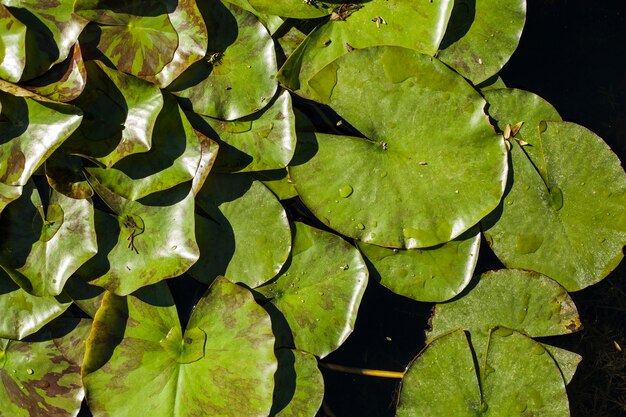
(0, 4, 27, 82)
(271, 349, 324, 417)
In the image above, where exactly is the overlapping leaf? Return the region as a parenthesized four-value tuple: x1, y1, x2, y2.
(191, 173, 291, 288)
(291, 46, 507, 248)
(170, 1, 278, 120)
(0, 181, 97, 296)
(0, 5, 26, 82)
(83, 278, 277, 417)
(246, 0, 333, 19)
(271, 349, 324, 417)
(256, 222, 368, 357)
(278, 0, 454, 98)
(482, 89, 626, 290)
(358, 228, 480, 302)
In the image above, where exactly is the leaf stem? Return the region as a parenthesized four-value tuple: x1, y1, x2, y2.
(319, 362, 405, 379)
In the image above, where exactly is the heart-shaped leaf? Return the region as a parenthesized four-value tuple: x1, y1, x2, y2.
(357, 227, 480, 302)
(482, 89, 626, 290)
(0, 181, 97, 296)
(86, 92, 203, 200)
(256, 221, 368, 357)
(437, 0, 526, 84)
(0, 89, 82, 186)
(77, 178, 199, 296)
(194, 90, 296, 173)
(191, 173, 291, 288)
(0, 5, 27, 82)
(278, 0, 454, 98)
(170, 1, 278, 120)
(83, 278, 277, 417)
(271, 349, 324, 417)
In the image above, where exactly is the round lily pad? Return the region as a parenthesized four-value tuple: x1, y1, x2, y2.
(291, 46, 507, 248)
(83, 278, 277, 417)
(271, 349, 324, 417)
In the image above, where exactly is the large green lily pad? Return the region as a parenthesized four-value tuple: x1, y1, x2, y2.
(0, 90, 82, 186)
(271, 349, 324, 417)
(170, 1, 278, 120)
(65, 61, 163, 168)
(86, 92, 203, 201)
(83, 278, 277, 417)
(246, 0, 333, 19)
(290, 46, 507, 248)
(191, 173, 291, 288)
(357, 227, 480, 302)
(0, 5, 27, 82)
(482, 90, 626, 290)
(196, 90, 297, 173)
(278, 0, 454, 98)
(397, 328, 570, 416)
(427, 269, 582, 353)
(0, 181, 97, 296)
(0, 326, 84, 417)
(253, 169, 298, 200)
(77, 177, 199, 296)
(0, 267, 72, 340)
(437, 0, 526, 84)
(256, 222, 368, 357)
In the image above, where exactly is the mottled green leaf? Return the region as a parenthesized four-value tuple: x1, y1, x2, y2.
(0, 182, 22, 216)
(65, 61, 163, 168)
(190, 173, 291, 288)
(78, 2, 178, 77)
(437, 0, 526, 84)
(86, 92, 203, 200)
(143, 0, 208, 88)
(0, 182, 97, 296)
(271, 349, 324, 417)
(482, 89, 626, 290)
(291, 46, 507, 248)
(63, 275, 105, 318)
(195, 90, 296, 173)
(49, 317, 92, 368)
(77, 178, 199, 296)
(83, 278, 276, 417)
(0, 5, 27, 82)
(256, 222, 368, 357)
(0, 328, 84, 417)
(278, 0, 454, 98)
(0, 267, 72, 340)
(0, 90, 82, 186)
(22, 43, 87, 102)
(253, 169, 298, 200)
(170, 1, 278, 120)
(397, 328, 570, 417)
(357, 227, 480, 302)
(45, 152, 93, 199)
(190, 132, 219, 196)
(427, 270, 581, 354)
(223, 0, 285, 33)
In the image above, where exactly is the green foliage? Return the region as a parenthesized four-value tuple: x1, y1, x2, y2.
(0, 0, 624, 415)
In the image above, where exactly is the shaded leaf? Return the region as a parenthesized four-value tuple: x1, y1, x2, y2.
(543, 344, 582, 385)
(83, 278, 276, 417)
(357, 227, 480, 302)
(253, 169, 298, 200)
(271, 349, 324, 417)
(63, 275, 105, 318)
(45, 152, 93, 199)
(256, 222, 368, 357)
(437, 0, 526, 84)
(170, 1, 278, 120)
(190, 173, 291, 288)
(0, 181, 22, 216)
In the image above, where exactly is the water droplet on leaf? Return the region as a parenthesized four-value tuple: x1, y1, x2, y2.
(339, 185, 353, 198)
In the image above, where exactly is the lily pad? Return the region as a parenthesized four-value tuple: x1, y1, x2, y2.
(77, 177, 199, 296)
(482, 91, 626, 290)
(427, 269, 582, 354)
(544, 344, 582, 385)
(291, 46, 507, 248)
(256, 221, 368, 357)
(86, 92, 203, 201)
(0, 181, 97, 296)
(190, 173, 291, 288)
(0, 5, 27, 82)
(45, 152, 93, 199)
(437, 0, 526, 84)
(357, 227, 480, 302)
(83, 277, 277, 417)
(0, 90, 82, 186)
(195, 90, 297, 173)
(77, 1, 178, 77)
(63, 275, 105, 318)
(0, 182, 22, 216)
(271, 349, 324, 417)
(398, 328, 569, 416)
(190, 132, 219, 196)
(65, 60, 163, 168)
(0, 267, 72, 340)
(22, 43, 87, 102)
(253, 169, 298, 200)
(170, 1, 278, 120)
(278, 0, 454, 98)
(0, 327, 84, 417)
(246, 0, 332, 19)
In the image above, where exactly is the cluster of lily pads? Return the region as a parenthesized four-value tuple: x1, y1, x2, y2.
(0, 0, 624, 416)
